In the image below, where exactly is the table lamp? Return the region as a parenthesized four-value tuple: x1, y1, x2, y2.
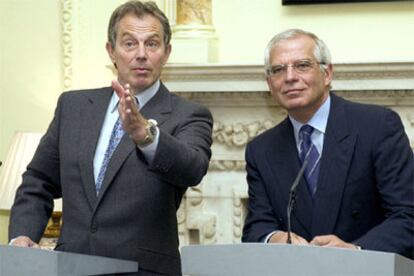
(0, 132, 62, 241)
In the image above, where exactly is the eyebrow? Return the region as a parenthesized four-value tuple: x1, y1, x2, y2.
(120, 32, 162, 40)
(272, 59, 313, 65)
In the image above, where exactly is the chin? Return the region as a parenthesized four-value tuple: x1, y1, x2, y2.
(281, 99, 306, 110)
(130, 80, 151, 90)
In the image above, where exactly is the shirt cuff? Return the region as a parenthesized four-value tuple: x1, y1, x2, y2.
(263, 231, 279, 243)
(9, 237, 17, 245)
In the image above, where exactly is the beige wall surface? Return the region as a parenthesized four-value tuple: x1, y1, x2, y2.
(0, 0, 62, 245)
(0, 211, 8, 245)
(213, 0, 414, 63)
(0, 0, 413, 245)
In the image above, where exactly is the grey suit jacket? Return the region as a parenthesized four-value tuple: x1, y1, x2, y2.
(9, 83, 213, 275)
(242, 94, 414, 258)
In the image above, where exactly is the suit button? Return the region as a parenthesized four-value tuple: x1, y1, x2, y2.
(90, 221, 98, 233)
(351, 211, 360, 219)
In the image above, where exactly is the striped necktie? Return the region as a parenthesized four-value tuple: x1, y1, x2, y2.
(95, 118, 124, 195)
(299, 125, 320, 197)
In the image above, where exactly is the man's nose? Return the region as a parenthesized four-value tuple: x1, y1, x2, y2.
(285, 65, 298, 81)
(135, 45, 147, 59)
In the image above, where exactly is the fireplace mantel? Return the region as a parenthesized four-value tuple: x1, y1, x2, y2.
(162, 62, 414, 247)
(162, 62, 414, 93)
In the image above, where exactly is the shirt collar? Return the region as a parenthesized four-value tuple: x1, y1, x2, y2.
(109, 80, 160, 113)
(289, 94, 331, 140)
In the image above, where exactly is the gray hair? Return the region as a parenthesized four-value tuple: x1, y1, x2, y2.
(107, 1, 171, 49)
(264, 29, 331, 76)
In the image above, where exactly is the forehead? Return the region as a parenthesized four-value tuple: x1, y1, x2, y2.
(117, 13, 164, 38)
(269, 35, 316, 64)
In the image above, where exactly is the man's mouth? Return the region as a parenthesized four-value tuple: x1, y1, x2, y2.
(283, 88, 303, 95)
(132, 67, 150, 74)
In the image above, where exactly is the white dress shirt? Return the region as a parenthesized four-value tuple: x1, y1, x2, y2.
(93, 80, 161, 183)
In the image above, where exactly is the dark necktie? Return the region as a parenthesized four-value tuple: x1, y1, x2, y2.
(95, 118, 124, 195)
(299, 125, 320, 197)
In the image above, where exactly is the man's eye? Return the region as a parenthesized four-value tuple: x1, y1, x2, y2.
(146, 40, 159, 48)
(271, 66, 284, 75)
(295, 62, 312, 70)
(124, 41, 135, 48)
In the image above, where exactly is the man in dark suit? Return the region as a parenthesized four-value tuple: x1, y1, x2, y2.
(242, 29, 414, 258)
(8, 1, 213, 275)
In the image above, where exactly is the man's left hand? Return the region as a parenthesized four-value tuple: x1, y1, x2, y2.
(310, 235, 359, 250)
(112, 80, 148, 145)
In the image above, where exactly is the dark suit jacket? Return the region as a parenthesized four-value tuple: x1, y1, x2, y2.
(242, 93, 414, 258)
(9, 83, 213, 275)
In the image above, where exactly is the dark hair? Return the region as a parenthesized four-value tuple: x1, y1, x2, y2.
(107, 1, 171, 49)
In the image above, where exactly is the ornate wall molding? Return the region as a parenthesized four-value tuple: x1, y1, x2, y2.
(173, 90, 414, 110)
(178, 187, 217, 245)
(232, 186, 248, 243)
(209, 160, 245, 171)
(213, 120, 276, 147)
(162, 62, 414, 93)
(61, 0, 74, 90)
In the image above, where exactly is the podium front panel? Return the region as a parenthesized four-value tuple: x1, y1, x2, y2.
(181, 243, 414, 276)
(0, 245, 138, 276)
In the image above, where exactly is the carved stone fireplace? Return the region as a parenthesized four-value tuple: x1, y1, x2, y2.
(161, 62, 414, 247)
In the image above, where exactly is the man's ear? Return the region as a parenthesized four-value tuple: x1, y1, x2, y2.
(266, 76, 274, 96)
(106, 42, 116, 64)
(162, 44, 172, 65)
(324, 63, 334, 87)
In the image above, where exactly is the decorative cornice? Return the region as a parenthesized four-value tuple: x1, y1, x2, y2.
(333, 63, 414, 80)
(61, 0, 73, 90)
(161, 62, 414, 92)
(175, 90, 414, 108)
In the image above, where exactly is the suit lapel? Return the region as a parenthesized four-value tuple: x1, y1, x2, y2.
(266, 119, 313, 237)
(139, 82, 172, 125)
(95, 83, 172, 204)
(78, 87, 113, 209)
(311, 94, 356, 236)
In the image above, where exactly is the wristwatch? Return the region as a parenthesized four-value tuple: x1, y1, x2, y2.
(137, 119, 158, 147)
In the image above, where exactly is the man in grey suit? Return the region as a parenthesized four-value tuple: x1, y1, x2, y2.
(8, 1, 213, 275)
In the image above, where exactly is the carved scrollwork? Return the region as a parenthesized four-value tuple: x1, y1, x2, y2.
(209, 160, 245, 171)
(61, 0, 73, 90)
(213, 119, 276, 147)
(186, 186, 203, 206)
(232, 186, 248, 243)
(177, 186, 217, 245)
(177, 0, 212, 25)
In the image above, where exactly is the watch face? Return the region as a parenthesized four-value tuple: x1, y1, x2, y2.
(148, 119, 158, 136)
(149, 124, 157, 136)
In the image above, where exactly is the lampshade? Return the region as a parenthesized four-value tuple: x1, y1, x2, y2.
(0, 132, 62, 211)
